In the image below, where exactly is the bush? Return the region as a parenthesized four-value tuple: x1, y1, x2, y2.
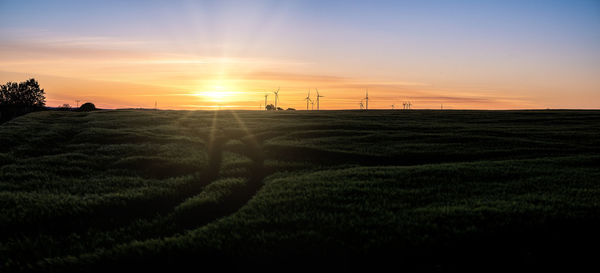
(79, 102, 96, 112)
(58, 104, 71, 111)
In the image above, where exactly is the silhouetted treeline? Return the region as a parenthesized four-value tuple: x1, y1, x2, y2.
(0, 78, 46, 107)
(0, 78, 47, 124)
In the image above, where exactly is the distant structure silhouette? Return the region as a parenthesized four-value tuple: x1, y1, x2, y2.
(359, 99, 364, 110)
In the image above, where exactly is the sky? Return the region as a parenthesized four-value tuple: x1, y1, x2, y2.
(0, 0, 599, 110)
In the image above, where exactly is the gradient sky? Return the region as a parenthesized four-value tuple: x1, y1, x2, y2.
(1, 0, 599, 109)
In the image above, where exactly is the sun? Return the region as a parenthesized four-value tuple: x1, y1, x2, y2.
(195, 86, 239, 103)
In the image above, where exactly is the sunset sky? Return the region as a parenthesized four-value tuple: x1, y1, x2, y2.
(1, 0, 599, 110)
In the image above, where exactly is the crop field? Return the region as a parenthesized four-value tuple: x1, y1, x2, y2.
(1, 110, 599, 272)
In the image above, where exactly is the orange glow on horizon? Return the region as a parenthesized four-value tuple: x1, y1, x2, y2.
(0, 69, 549, 110)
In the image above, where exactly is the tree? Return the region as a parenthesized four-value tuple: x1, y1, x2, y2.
(58, 104, 71, 111)
(265, 104, 275, 111)
(79, 102, 96, 112)
(0, 78, 46, 107)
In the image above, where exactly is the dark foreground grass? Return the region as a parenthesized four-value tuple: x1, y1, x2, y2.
(1, 110, 599, 272)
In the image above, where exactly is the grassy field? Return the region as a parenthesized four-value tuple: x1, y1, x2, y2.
(1, 110, 599, 271)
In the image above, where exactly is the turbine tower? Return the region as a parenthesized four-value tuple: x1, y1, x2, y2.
(305, 89, 311, 111)
(316, 88, 324, 110)
(360, 99, 364, 110)
(264, 93, 269, 110)
(364, 89, 369, 110)
(273, 87, 280, 110)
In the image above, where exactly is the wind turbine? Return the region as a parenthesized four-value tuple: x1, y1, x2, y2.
(391, 104, 395, 110)
(316, 88, 324, 110)
(305, 89, 311, 111)
(264, 93, 269, 110)
(273, 87, 280, 110)
(364, 89, 369, 110)
(360, 99, 364, 110)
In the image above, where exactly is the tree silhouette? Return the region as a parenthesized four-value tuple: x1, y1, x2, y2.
(0, 78, 46, 107)
(265, 104, 275, 111)
(79, 102, 96, 112)
(58, 104, 71, 111)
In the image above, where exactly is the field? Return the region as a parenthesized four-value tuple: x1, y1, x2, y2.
(1, 110, 599, 272)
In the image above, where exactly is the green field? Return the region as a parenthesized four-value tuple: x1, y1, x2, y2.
(1, 110, 599, 271)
